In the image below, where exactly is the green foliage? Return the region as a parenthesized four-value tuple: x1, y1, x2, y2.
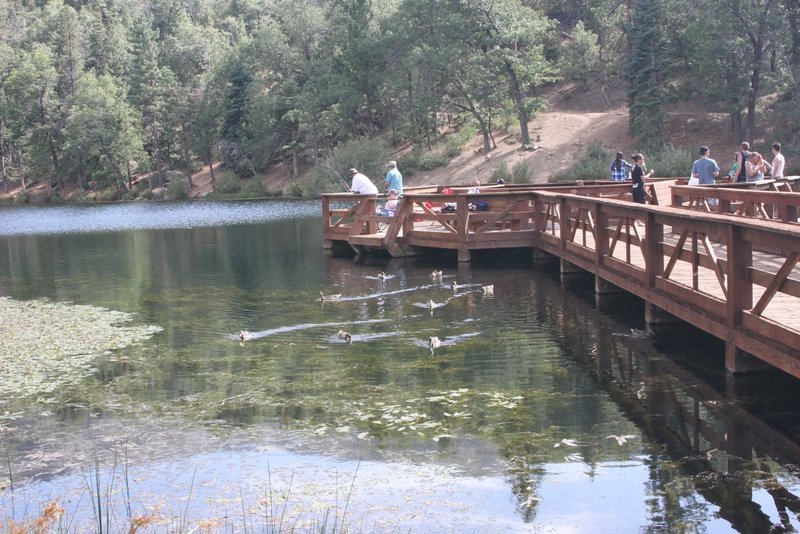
(644, 146, 695, 177)
(551, 142, 609, 182)
(444, 124, 477, 157)
(165, 178, 189, 200)
(417, 151, 450, 171)
(14, 191, 29, 204)
(491, 162, 512, 183)
(311, 137, 390, 194)
(561, 22, 600, 85)
(625, 0, 669, 145)
(511, 160, 534, 184)
(211, 174, 242, 196)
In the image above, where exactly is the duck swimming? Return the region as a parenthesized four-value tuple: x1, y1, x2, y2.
(238, 330, 252, 342)
(377, 272, 388, 281)
(319, 292, 342, 302)
(482, 285, 494, 295)
(450, 281, 458, 291)
(430, 270, 443, 279)
(429, 336, 441, 355)
(337, 330, 352, 343)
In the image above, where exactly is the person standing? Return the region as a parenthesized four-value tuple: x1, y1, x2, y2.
(630, 153, 654, 203)
(691, 146, 720, 185)
(384, 160, 403, 195)
(771, 142, 785, 180)
(735, 142, 751, 183)
(349, 168, 379, 195)
(744, 152, 769, 182)
(610, 151, 632, 181)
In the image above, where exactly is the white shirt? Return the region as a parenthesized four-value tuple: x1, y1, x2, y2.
(772, 152, 785, 178)
(350, 173, 379, 195)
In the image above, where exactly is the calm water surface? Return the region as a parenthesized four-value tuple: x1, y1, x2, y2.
(1, 200, 800, 532)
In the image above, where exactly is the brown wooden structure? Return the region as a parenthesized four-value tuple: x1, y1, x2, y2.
(322, 180, 800, 379)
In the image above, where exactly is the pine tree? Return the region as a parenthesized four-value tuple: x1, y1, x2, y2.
(625, 0, 669, 146)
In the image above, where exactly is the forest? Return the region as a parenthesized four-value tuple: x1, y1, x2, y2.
(0, 0, 798, 200)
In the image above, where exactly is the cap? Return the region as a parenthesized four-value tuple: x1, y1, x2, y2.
(496, 178, 505, 185)
(348, 168, 358, 176)
(699, 146, 709, 155)
(387, 160, 396, 168)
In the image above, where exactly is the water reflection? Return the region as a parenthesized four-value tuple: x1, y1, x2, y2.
(0, 202, 799, 531)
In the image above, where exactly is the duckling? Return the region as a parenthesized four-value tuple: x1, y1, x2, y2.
(429, 336, 441, 355)
(319, 291, 342, 302)
(337, 330, 352, 344)
(430, 270, 443, 279)
(482, 285, 494, 295)
(377, 271, 388, 281)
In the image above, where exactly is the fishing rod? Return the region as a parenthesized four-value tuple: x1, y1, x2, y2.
(324, 163, 351, 192)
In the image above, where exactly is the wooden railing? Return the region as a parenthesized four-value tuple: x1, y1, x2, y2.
(322, 185, 800, 377)
(529, 191, 800, 377)
(671, 181, 800, 225)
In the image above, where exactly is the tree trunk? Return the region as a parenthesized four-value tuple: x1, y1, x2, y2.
(209, 158, 216, 182)
(745, 38, 763, 145)
(0, 117, 6, 193)
(181, 124, 193, 188)
(504, 59, 531, 147)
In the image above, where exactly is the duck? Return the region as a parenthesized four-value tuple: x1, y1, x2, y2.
(482, 285, 494, 295)
(428, 300, 437, 309)
(337, 330, 352, 344)
(430, 270, 443, 279)
(429, 336, 441, 355)
(450, 281, 458, 291)
(238, 330, 252, 342)
(377, 271, 388, 281)
(319, 292, 342, 302)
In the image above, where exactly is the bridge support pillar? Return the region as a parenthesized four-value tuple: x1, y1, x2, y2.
(595, 276, 623, 296)
(532, 247, 554, 262)
(457, 247, 471, 263)
(725, 345, 772, 375)
(560, 259, 584, 274)
(644, 303, 679, 327)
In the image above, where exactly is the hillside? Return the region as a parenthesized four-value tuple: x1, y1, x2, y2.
(187, 81, 741, 198)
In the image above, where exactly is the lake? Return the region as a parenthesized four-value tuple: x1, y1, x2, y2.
(1, 199, 800, 533)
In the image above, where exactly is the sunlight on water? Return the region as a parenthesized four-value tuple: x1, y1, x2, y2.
(0, 199, 319, 236)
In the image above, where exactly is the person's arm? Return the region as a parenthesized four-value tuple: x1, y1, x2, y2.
(691, 162, 699, 178)
(736, 153, 744, 178)
(645, 169, 655, 178)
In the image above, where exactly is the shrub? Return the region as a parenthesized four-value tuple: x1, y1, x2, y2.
(491, 162, 512, 184)
(417, 151, 450, 171)
(511, 160, 533, 184)
(397, 153, 419, 177)
(285, 182, 305, 198)
(444, 124, 477, 157)
(14, 191, 29, 204)
(165, 178, 189, 200)
(239, 178, 266, 197)
(646, 146, 695, 177)
(212, 175, 242, 195)
(551, 142, 609, 182)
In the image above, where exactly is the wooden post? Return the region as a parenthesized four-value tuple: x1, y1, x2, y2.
(457, 195, 471, 262)
(724, 224, 753, 374)
(322, 195, 332, 250)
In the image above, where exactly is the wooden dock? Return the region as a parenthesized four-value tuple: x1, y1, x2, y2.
(322, 179, 800, 379)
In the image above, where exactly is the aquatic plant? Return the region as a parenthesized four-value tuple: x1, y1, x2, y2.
(0, 297, 162, 405)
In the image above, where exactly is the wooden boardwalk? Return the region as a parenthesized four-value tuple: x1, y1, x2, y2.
(322, 179, 800, 379)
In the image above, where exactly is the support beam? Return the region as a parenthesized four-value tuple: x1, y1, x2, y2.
(645, 302, 679, 327)
(595, 276, 623, 295)
(725, 345, 773, 375)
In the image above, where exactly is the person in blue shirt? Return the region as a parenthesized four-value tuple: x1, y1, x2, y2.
(384, 161, 403, 195)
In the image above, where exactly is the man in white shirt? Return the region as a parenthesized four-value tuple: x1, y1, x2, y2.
(349, 168, 379, 195)
(771, 142, 785, 179)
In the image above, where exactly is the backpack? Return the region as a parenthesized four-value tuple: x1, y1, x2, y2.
(737, 151, 750, 182)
